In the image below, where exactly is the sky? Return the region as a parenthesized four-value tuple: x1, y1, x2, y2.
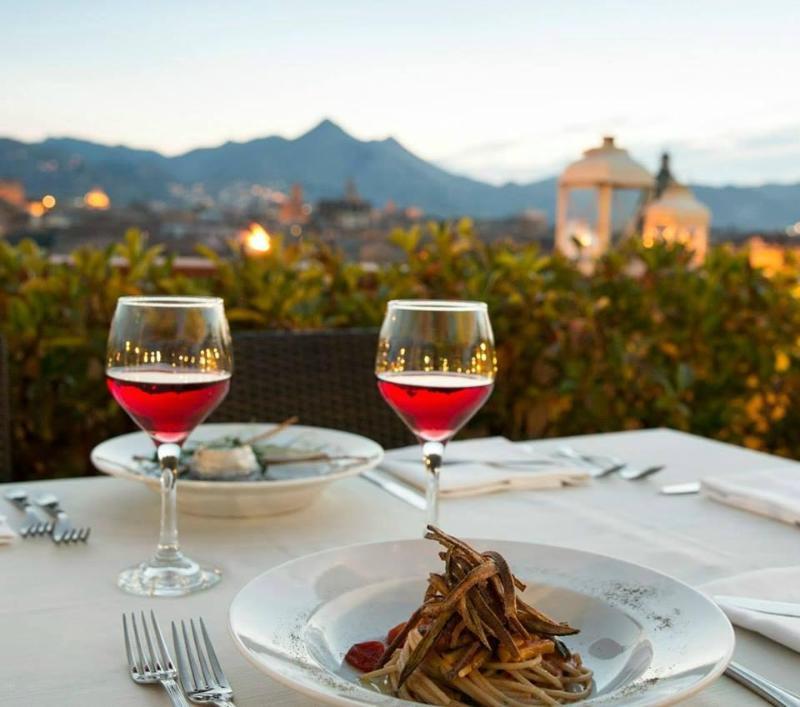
(2, 1, 800, 186)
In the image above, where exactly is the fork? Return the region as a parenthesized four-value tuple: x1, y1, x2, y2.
(552, 447, 626, 477)
(3, 488, 53, 537)
(172, 618, 236, 706)
(35, 493, 90, 543)
(124, 611, 190, 707)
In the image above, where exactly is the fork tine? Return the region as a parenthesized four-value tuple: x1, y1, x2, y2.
(130, 612, 147, 674)
(172, 621, 195, 693)
(190, 618, 213, 689)
(181, 620, 202, 690)
(150, 610, 173, 672)
(140, 610, 160, 671)
(123, 614, 135, 672)
(200, 617, 231, 689)
(70, 528, 79, 543)
(80, 527, 90, 542)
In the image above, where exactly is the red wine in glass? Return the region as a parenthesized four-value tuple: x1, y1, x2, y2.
(377, 372, 494, 443)
(107, 368, 231, 445)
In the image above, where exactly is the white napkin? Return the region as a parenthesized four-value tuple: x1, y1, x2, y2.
(701, 468, 800, 527)
(380, 436, 589, 498)
(0, 515, 17, 544)
(703, 567, 800, 653)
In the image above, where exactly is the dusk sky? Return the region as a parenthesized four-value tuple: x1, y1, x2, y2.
(3, 1, 800, 186)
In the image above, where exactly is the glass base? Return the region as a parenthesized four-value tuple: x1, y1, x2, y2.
(118, 553, 221, 597)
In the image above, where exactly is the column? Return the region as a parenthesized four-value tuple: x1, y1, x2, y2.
(595, 183, 612, 256)
(555, 183, 569, 255)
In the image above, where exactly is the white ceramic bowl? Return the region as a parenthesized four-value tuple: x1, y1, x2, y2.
(230, 538, 734, 706)
(91, 423, 383, 518)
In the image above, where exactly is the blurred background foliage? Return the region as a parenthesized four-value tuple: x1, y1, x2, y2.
(2, 224, 800, 480)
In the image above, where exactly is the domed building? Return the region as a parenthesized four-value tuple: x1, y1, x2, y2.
(642, 153, 711, 264)
(555, 136, 653, 260)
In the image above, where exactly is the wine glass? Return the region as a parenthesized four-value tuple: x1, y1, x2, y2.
(375, 300, 496, 527)
(106, 296, 233, 596)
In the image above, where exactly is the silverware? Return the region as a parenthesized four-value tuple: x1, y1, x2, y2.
(391, 456, 556, 468)
(660, 482, 701, 495)
(3, 488, 53, 537)
(553, 447, 626, 477)
(619, 464, 666, 481)
(447, 458, 556, 467)
(172, 618, 236, 706)
(123, 611, 190, 707)
(35, 493, 90, 543)
(726, 661, 800, 706)
(361, 469, 426, 509)
(715, 595, 800, 619)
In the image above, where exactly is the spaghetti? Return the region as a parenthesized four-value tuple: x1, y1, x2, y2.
(353, 526, 593, 705)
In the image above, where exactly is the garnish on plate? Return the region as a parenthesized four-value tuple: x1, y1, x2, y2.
(349, 526, 593, 705)
(132, 417, 372, 481)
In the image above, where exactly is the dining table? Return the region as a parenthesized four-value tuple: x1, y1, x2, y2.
(1, 427, 799, 706)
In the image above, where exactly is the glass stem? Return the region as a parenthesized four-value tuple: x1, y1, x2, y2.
(422, 441, 445, 530)
(155, 443, 182, 563)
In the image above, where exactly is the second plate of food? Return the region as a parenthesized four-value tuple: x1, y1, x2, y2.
(91, 422, 383, 517)
(229, 532, 734, 706)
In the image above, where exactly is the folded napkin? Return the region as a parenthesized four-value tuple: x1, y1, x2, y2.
(380, 437, 589, 498)
(0, 515, 17, 544)
(701, 468, 800, 527)
(703, 567, 800, 653)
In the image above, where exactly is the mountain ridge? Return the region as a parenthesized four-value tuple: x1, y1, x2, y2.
(0, 120, 798, 228)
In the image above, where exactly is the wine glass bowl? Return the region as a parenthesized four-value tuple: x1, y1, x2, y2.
(106, 296, 233, 596)
(375, 300, 496, 526)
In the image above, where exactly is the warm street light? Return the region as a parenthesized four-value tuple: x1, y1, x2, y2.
(84, 188, 110, 209)
(242, 222, 271, 255)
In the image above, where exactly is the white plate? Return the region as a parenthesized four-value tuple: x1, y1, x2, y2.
(91, 423, 383, 518)
(229, 539, 734, 706)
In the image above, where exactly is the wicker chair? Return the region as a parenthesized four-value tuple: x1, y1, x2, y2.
(0, 335, 11, 482)
(211, 329, 414, 450)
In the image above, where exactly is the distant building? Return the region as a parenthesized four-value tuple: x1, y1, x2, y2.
(0, 179, 27, 209)
(278, 184, 310, 225)
(0, 180, 29, 237)
(316, 179, 372, 231)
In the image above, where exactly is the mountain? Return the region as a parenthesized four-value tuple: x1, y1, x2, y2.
(0, 120, 798, 227)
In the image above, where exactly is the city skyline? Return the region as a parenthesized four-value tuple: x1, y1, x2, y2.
(3, 1, 800, 186)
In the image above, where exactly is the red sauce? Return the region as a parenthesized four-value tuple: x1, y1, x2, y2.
(344, 641, 385, 672)
(387, 621, 407, 644)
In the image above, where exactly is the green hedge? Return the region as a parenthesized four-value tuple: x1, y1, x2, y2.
(2, 223, 799, 480)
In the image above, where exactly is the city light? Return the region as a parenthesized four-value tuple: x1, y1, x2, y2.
(27, 201, 45, 217)
(242, 222, 271, 255)
(84, 188, 110, 210)
(42, 194, 56, 209)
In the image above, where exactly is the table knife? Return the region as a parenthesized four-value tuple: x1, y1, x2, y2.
(715, 595, 800, 619)
(726, 661, 800, 707)
(360, 469, 426, 510)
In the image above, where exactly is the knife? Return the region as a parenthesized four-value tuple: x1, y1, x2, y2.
(360, 469, 426, 510)
(715, 595, 800, 619)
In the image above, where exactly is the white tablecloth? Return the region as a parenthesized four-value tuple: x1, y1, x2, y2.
(1, 428, 799, 706)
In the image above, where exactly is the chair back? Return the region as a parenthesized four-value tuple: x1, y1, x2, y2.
(212, 329, 413, 450)
(0, 335, 11, 481)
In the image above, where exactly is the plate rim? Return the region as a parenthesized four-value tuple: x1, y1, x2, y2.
(228, 537, 736, 707)
(90, 422, 384, 490)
